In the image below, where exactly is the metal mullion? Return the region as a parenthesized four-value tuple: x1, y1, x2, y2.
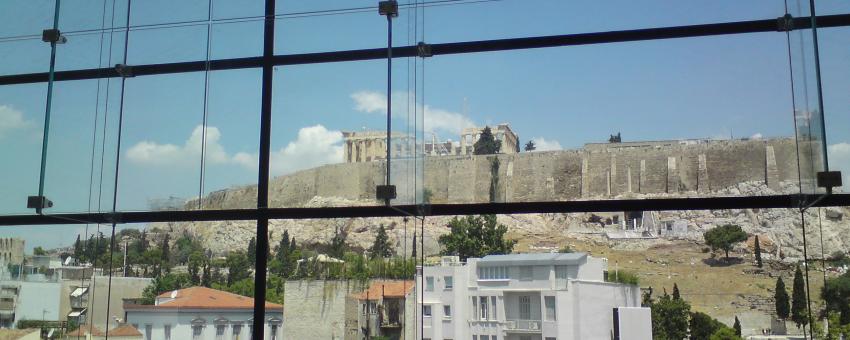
(252, 0, 275, 338)
(2, 194, 850, 226)
(3, 14, 850, 86)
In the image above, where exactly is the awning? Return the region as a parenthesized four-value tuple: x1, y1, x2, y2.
(68, 308, 87, 318)
(70, 287, 88, 298)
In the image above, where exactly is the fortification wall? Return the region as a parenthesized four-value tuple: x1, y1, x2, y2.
(196, 138, 801, 209)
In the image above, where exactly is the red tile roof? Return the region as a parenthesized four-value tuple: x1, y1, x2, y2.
(352, 280, 415, 300)
(136, 286, 283, 310)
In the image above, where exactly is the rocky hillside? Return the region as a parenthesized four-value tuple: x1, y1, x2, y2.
(151, 180, 849, 260)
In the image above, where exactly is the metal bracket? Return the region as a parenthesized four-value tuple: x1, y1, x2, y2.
(42, 29, 67, 44)
(376, 185, 397, 200)
(378, 0, 399, 17)
(27, 196, 53, 210)
(777, 14, 795, 32)
(115, 64, 134, 78)
(817, 171, 842, 189)
(417, 42, 433, 58)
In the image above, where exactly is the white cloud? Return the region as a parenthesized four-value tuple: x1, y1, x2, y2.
(350, 90, 476, 135)
(0, 105, 30, 137)
(270, 125, 343, 175)
(530, 137, 563, 151)
(750, 133, 763, 140)
(127, 125, 248, 167)
(126, 124, 345, 176)
(828, 142, 850, 190)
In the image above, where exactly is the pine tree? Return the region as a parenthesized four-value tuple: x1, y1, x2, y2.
(733, 316, 742, 336)
(524, 140, 536, 151)
(277, 230, 291, 262)
(672, 283, 681, 300)
(161, 234, 171, 274)
(791, 265, 809, 329)
(754, 235, 763, 268)
(73, 235, 82, 262)
(775, 276, 790, 319)
(369, 225, 394, 259)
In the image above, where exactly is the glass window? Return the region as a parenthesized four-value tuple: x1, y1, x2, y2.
(232, 324, 242, 340)
(426, 276, 434, 291)
(270, 324, 278, 340)
(193, 325, 203, 340)
(164, 325, 171, 340)
(443, 305, 451, 318)
(145, 325, 152, 340)
(216, 324, 225, 340)
(519, 296, 531, 320)
(555, 266, 568, 279)
(471, 297, 478, 320)
(545, 296, 556, 321)
(423, 305, 432, 317)
(491, 296, 498, 320)
(520, 266, 533, 281)
(481, 335, 489, 340)
(479, 296, 488, 320)
(444, 276, 453, 290)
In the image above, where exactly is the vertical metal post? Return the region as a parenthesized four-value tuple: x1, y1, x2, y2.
(253, 0, 276, 338)
(385, 9, 393, 205)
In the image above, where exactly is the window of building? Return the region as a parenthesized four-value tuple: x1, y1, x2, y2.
(232, 324, 242, 340)
(491, 296, 498, 320)
(423, 305, 432, 317)
(164, 325, 171, 340)
(192, 325, 203, 340)
(481, 335, 490, 340)
(471, 297, 478, 319)
(546, 337, 557, 340)
(473, 335, 477, 340)
(520, 266, 533, 281)
(555, 265, 568, 279)
(519, 296, 531, 320)
(426, 276, 434, 291)
(545, 296, 556, 321)
(145, 325, 152, 340)
(444, 305, 451, 318)
(444, 276, 453, 290)
(216, 324, 226, 340)
(270, 324, 278, 340)
(479, 296, 489, 320)
(478, 266, 508, 280)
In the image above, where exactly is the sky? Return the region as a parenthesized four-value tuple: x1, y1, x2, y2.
(0, 0, 849, 252)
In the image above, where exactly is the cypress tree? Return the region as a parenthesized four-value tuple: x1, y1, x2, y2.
(754, 235, 763, 268)
(733, 316, 742, 336)
(473, 126, 501, 155)
(247, 237, 257, 267)
(791, 265, 809, 329)
(73, 235, 83, 262)
(672, 283, 681, 300)
(774, 276, 790, 319)
(369, 225, 394, 259)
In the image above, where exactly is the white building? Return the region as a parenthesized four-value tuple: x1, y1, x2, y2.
(124, 286, 283, 340)
(418, 253, 651, 340)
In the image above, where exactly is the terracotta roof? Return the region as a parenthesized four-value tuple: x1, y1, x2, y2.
(66, 325, 105, 336)
(140, 286, 283, 310)
(352, 280, 415, 300)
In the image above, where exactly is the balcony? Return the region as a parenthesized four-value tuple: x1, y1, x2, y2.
(504, 319, 542, 333)
(0, 300, 14, 310)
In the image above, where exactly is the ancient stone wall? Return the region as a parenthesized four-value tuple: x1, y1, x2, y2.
(194, 138, 801, 209)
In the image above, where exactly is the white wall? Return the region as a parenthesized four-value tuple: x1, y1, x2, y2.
(13, 281, 61, 326)
(126, 309, 283, 340)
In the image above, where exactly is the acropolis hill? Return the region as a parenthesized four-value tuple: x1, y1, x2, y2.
(194, 137, 801, 210)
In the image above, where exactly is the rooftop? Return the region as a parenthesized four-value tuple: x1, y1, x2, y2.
(477, 252, 587, 266)
(127, 286, 282, 311)
(66, 324, 142, 337)
(351, 280, 415, 300)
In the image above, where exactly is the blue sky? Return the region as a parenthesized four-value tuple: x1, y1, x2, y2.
(0, 0, 849, 251)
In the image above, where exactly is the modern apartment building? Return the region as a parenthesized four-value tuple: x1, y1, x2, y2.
(418, 253, 651, 340)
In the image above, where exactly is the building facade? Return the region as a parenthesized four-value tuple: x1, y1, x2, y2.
(418, 253, 650, 340)
(346, 280, 415, 340)
(0, 238, 24, 266)
(124, 286, 283, 340)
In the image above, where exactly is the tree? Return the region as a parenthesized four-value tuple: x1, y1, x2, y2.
(226, 251, 251, 286)
(161, 234, 171, 273)
(690, 311, 726, 340)
(733, 316, 741, 336)
(473, 126, 501, 155)
(672, 283, 681, 300)
(438, 215, 516, 261)
(709, 327, 742, 340)
(73, 235, 82, 261)
(247, 237, 257, 268)
(821, 271, 850, 326)
(703, 224, 748, 260)
(651, 293, 690, 340)
(369, 225, 394, 259)
(139, 273, 192, 305)
(188, 250, 204, 285)
(524, 140, 536, 151)
(328, 226, 349, 259)
(754, 235, 763, 268)
(791, 265, 809, 329)
(775, 276, 790, 320)
(33, 246, 47, 256)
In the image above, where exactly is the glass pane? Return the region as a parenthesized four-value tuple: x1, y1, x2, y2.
(0, 84, 46, 215)
(820, 25, 850, 193)
(0, 0, 55, 76)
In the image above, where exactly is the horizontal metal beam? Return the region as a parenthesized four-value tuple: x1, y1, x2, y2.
(1, 14, 849, 86)
(0, 194, 847, 226)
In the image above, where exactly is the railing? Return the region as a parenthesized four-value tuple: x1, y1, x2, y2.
(504, 319, 542, 332)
